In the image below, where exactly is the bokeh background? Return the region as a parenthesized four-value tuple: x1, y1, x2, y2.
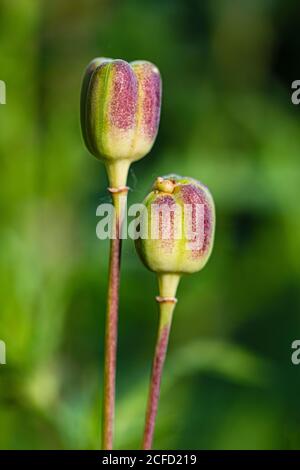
(1, 0, 300, 450)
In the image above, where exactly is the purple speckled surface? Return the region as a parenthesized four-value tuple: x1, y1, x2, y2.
(180, 184, 213, 257)
(140, 64, 162, 139)
(152, 194, 176, 252)
(109, 61, 138, 130)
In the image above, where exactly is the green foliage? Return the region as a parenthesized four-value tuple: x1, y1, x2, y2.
(0, 0, 300, 449)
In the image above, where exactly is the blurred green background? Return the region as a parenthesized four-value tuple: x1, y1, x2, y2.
(1, 0, 300, 450)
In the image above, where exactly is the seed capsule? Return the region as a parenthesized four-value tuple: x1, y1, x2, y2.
(80, 58, 162, 164)
(135, 175, 215, 274)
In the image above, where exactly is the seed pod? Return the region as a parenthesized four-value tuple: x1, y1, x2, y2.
(80, 57, 112, 156)
(138, 176, 215, 449)
(80, 58, 162, 164)
(135, 175, 215, 275)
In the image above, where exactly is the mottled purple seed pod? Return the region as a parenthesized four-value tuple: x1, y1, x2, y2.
(80, 58, 162, 163)
(135, 175, 215, 275)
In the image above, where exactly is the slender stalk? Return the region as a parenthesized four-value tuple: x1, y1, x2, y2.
(101, 160, 129, 450)
(102, 222, 121, 449)
(142, 274, 180, 450)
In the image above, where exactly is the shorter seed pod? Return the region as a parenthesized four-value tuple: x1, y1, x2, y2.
(135, 174, 215, 275)
(137, 175, 215, 450)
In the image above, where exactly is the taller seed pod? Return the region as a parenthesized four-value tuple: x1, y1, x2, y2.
(81, 58, 162, 188)
(135, 175, 215, 449)
(80, 58, 162, 450)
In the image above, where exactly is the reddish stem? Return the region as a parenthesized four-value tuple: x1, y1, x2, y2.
(142, 293, 178, 450)
(102, 191, 126, 450)
(102, 234, 121, 449)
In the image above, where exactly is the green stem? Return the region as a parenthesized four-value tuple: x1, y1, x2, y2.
(101, 160, 129, 450)
(142, 273, 180, 450)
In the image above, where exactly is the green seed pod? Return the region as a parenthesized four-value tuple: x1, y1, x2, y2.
(135, 175, 215, 275)
(136, 175, 215, 449)
(80, 58, 162, 164)
(80, 57, 112, 156)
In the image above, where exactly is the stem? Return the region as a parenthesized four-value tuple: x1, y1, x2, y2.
(142, 274, 180, 450)
(102, 224, 120, 450)
(101, 160, 129, 450)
